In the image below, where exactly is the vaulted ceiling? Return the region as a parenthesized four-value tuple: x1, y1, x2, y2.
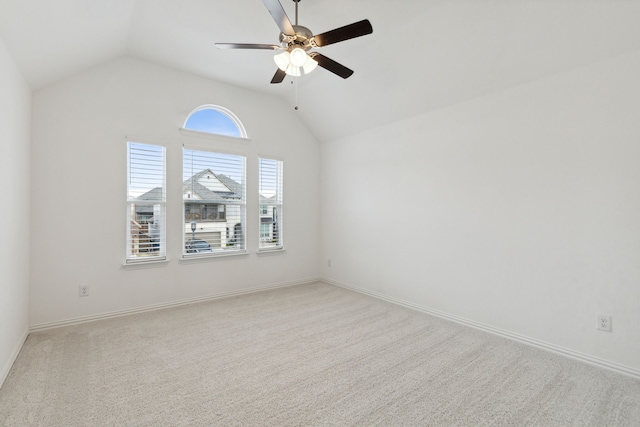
(2, 0, 640, 142)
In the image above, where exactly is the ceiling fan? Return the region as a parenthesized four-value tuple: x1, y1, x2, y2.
(215, 0, 373, 84)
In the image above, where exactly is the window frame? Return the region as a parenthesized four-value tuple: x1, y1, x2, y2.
(125, 141, 167, 264)
(181, 105, 249, 139)
(258, 157, 284, 252)
(182, 146, 247, 259)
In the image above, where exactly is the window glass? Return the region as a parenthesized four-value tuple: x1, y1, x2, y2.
(126, 142, 166, 262)
(183, 148, 246, 255)
(184, 106, 246, 138)
(259, 158, 283, 250)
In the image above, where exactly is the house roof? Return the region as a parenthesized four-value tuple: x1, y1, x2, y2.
(183, 169, 241, 202)
(3, 1, 640, 142)
(260, 194, 277, 204)
(137, 169, 243, 202)
(138, 187, 163, 202)
(215, 173, 243, 198)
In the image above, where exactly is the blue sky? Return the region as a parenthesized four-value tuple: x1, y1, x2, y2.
(185, 108, 242, 138)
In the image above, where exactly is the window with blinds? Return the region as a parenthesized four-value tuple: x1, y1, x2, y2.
(259, 158, 283, 250)
(126, 142, 166, 262)
(183, 148, 246, 255)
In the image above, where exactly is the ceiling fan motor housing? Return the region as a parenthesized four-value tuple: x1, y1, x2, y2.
(280, 25, 313, 51)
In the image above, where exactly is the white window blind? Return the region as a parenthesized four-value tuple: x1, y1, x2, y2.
(183, 148, 246, 255)
(259, 158, 283, 250)
(126, 142, 166, 262)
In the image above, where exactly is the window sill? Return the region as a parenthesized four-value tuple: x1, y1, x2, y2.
(179, 128, 251, 144)
(257, 247, 286, 256)
(180, 250, 250, 263)
(122, 258, 170, 268)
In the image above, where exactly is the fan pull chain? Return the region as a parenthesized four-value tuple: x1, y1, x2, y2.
(293, 77, 299, 110)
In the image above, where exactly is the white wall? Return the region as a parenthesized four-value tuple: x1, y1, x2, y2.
(0, 38, 31, 384)
(321, 51, 640, 372)
(30, 57, 320, 326)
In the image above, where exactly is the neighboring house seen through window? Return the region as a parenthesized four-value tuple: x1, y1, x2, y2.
(259, 158, 283, 250)
(126, 105, 257, 262)
(126, 142, 166, 262)
(183, 148, 246, 255)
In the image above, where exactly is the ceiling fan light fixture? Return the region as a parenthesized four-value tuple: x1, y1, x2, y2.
(302, 55, 318, 74)
(219, 0, 373, 84)
(289, 47, 308, 67)
(285, 64, 301, 77)
(274, 50, 290, 71)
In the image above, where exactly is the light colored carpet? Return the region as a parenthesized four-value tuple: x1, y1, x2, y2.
(1, 282, 639, 426)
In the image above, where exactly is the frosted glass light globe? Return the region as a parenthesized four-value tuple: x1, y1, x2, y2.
(274, 51, 290, 71)
(289, 47, 307, 67)
(303, 56, 318, 74)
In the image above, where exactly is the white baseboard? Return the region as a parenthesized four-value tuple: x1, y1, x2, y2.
(323, 278, 640, 381)
(29, 277, 320, 332)
(1, 327, 29, 389)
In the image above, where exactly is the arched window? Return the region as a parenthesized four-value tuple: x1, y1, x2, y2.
(183, 105, 247, 138)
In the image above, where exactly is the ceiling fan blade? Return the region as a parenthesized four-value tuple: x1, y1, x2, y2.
(312, 19, 373, 47)
(262, 0, 295, 36)
(215, 43, 281, 50)
(271, 68, 287, 84)
(311, 53, 354, 79)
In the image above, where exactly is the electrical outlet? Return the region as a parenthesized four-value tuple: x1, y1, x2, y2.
(597, 314, 611, 332)
(79, 285, 89, 297)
